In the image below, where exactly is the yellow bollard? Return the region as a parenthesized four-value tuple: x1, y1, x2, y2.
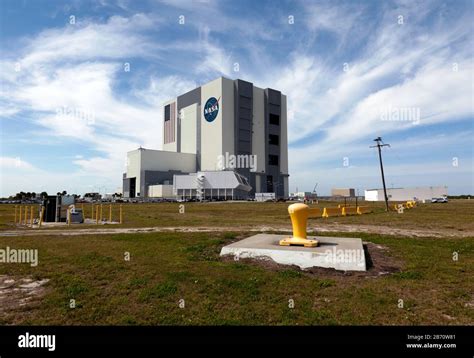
(30, 206, 33, 227)
(96, 206, 99, 224)
(100, 204, 103, 222)
(19, 206, 22, 225)
(24, 206, 28, 226)
(279, 203, 319, 247)
(14, 205, 18, 224)
(91, 204, 95, 221)
(119, 204, 123, 224)
(67, 209, 71, 226)
(39, 207, 45, 228)
(109, 204, 112, 222)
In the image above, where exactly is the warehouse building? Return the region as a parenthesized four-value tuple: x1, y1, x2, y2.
(364, 186, 448, 202)
(122, 77, 289, 199)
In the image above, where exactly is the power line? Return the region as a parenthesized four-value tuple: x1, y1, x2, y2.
(370, 137, 391, 212)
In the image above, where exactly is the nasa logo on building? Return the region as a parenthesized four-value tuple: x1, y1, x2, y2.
(204, 97, 220, 122)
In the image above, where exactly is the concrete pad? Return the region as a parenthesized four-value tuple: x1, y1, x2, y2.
(220, 234, 366, 271)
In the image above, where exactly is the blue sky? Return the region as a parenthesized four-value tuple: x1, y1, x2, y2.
(0, 0, 472, 196)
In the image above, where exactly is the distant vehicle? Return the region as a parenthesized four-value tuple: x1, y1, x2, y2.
(431, 197, 448, 203)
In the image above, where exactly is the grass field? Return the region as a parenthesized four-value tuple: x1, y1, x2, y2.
(1, 200, 473, 233)
(0, 200, 473, 325)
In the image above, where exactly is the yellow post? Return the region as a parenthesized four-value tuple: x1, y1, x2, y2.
(119, 204, 123, 224)
(39, 207, 45, 228)
(24, 206, 28, 226)
(92, 204, 94, 220)
(100, 204, 103, 222)
(19, 206, 22, 225)
(96, 206, 99, 224)
(279, 203, 319, 247)
(109, 204, 112, 222)
(30, 206, 33, 227)
(14, 205, 17, 224)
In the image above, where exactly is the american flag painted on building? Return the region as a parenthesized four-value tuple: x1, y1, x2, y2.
(164, 102, 176, 144)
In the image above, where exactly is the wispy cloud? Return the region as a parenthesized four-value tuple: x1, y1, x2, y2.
(0, 0, 472, 196)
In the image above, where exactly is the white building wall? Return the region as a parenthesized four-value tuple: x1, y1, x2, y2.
(127, 149, 196, 173)
(221, 77, 235, 157)
(200, 78, 223, 171)
(180, 103, 198, 154)
(365, 187, 448, 201)
(364, 190, 379, 201)
(252, 87, 266, 173)
(148, 184, 175, 198)
(126, 149, 142, 192)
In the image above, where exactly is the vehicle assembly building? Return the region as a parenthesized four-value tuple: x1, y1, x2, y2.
(122, 77, 289, 200)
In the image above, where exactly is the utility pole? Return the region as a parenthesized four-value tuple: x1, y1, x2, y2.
(370, 137, 390, 211)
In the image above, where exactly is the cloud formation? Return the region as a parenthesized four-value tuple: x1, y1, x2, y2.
(0, 0, 472, 196)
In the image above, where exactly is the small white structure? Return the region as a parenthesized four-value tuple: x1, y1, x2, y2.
(290, 192, 317, 200)
(255, 193, 276, 202)
(148, 185, 175, 198)
(364, 186, 448, 202)
(173, 170, 252, 200)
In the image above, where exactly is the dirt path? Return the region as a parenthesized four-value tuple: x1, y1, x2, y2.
(0, 223, 472, 238)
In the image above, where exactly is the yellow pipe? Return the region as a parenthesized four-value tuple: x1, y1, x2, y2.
(100, 204, 103, 222)
(19, 206, 22, 225)
(14, 205, 17, 224)
(109, 204, 112, 222)
(119, 204, 123, 224)
(96, 206, 99, 224)
(30, 206, 33, 227)
(24, 206, 28, 226)
(91, 204, 94, 220)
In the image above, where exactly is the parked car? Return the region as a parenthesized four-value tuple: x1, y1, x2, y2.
(431, 197, 448, 203)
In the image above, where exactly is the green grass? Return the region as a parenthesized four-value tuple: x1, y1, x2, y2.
(1, 199, 473, 232)
(0, 231, 472, 325)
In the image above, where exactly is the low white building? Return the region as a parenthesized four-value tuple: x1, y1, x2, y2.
(364, 186, 448, 202)
(173, 171, 252, 200)
(290, 192, 317, 200)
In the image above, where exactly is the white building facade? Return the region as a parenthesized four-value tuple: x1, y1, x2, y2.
(364, 186, 448, 202)
(123, 77, 289, 199)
